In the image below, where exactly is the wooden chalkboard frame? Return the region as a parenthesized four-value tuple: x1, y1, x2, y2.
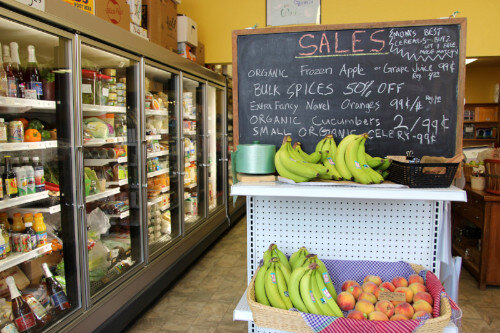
(232, 18, 467, 157)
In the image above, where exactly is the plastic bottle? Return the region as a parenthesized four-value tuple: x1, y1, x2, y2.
(33, 213, 47, 247)
(5, 276, 38, 332)
(0, 224, 10, 255)
(11, 213, 25, 233)
(24, 222, 36, 251)
(32, 157, 45, 192)
(0, 227, 6, 259)
(14, 166, 27, 197)
(22, 157, 35, 195)
(0, 212, 9, 231)
(0, 119, 7, 143)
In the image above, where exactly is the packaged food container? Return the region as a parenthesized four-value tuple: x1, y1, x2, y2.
(97, 74, 113, 106)
(102, 68, 116, 77)
(82, 69, 97, 105)
(8, 121, 24, 142)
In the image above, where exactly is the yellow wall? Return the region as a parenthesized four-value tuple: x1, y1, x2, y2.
(178, 0, 500, 64)
(465, 66, 500, 103)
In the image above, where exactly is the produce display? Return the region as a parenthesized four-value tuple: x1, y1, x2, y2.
(254, 244, 436, 322)
(275, 135, 390, 183)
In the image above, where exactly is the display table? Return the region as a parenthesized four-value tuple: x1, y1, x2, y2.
(232, 182, 466, 332)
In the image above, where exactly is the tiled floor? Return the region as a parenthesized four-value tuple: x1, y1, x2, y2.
(127, 216, 500, 332)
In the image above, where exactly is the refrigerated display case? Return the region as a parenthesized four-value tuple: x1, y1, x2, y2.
(181, 75, 205, 232)
(78, 41, 143, 300)
(143, 63, 180, 259)
(0, 11, 82, 331)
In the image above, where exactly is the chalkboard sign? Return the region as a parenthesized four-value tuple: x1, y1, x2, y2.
(232, 19, 466, 158)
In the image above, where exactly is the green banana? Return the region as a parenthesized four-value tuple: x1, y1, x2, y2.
(381, 170, 389, 179)
(300, 267, 324, 315)
(288, 266, 309, 312)
(287, 142, 328, 175)
(310, 269, 336, 316)
(322, 156, 342, 180)
(366, 154, 384, 169)
(313, 269, 343, 317)
(315, 137, 327, 153)
(327, 136, 337, 157)
(277, 259, 291, 286)
(290, 247, 309, 269)
(275, 261, 293, 309)
(279, 143, 319, 179)
(275, 148, 309, 183)
(357, 137, 384, 184)
(315, 258, 338, 301)
(334, 134, 358, 180)
(376, 158, 391, 171)
(273, 245, 292, 272)
(294, 142, 321, 164)
(299, 254, 318, 268)
(320, 136, 331, 163)
(264, 262, 287, 309)
(291, 247, 309, 270)
(345, 136, 372, 184)
(254, 261, 271, 306)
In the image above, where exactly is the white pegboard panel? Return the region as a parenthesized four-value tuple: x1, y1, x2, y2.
(247, 196, 442, 283)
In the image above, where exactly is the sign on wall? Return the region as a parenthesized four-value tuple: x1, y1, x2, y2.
(267, 0, 321, 26)
(14, 0, 45, 11)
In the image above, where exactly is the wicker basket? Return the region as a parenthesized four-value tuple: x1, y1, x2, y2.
(484, 159, 500, 194)
(247, 263, 453, 333)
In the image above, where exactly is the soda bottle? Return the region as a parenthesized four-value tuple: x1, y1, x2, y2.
(3, 156, 18, 198)
(0, 43, 8, 97)
(42, 263, 70, 313)
(22, 294, 52, 327)
(22, 157, 35, 195)
(24, 222, 36, 251)
(33, 213, 47, 247)
(25, 45, 42, 100)
(32, 157, 45, 192)
(5, 276, 38, 332)
(0, 224, 10, 255)
(2, 45, 17, 98)
(9, 42, 25, 99)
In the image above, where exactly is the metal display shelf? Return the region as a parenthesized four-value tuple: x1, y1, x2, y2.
(85, 188, 121, 203)
(0, 141, 57, 152)
(84, 136, 127, 147)
(146, 135, 162, 141)
(145, 109, 169, 116)
(107, 179, 128, 187)
(233, 291, 459, 333)
(184, 183, 197, 189)
(184, 131, 196, 136)
(0, 96, 55, 113)
(108, 210, 129, 219)
(0, 191, 50, 210)
(84, 157, 127, 166)
(147, 169, 169, 178)
(13, 203, 61, 215)
(82, 104, 126, 114)
(147, 195, 166, 207)
(147, 151, 168, 158)
(0, 244, 53, 272)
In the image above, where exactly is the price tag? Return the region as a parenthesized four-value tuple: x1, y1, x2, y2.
(14, 0, 45, 11)
(378, 291, 406, 302)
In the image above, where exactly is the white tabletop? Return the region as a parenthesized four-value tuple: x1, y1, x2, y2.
(231, 182, 467, 202)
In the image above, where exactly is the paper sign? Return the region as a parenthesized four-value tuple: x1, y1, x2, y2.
(378, 291, 406, 302)
(14, 0, 45, 11)
(267, 0, 321, 26)
(62, 0, 94, 14)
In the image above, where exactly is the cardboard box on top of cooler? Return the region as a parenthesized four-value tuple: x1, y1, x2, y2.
(177, 15, 198, 47)
(142, 0, 178, 52)
(62, 0, 130, 31)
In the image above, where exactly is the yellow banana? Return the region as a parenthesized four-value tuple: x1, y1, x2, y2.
(310, 269, 336, 316)
(345, 136, 372, 184)
(254, 261, 271, 306)
(300, 266, 324, 315)
(279, 142, 318, 179)
(288, 266, 309, 313)
(315, 258, 338, 301)
(334, 134, 358, 180)
(313, 269, 343, 317)
(366, 154, 384, 169)
(294, 142, 321, 164)
(357, 137, 384, 184)
(264, 262, 287, 309)
(275, 145, 310, 183)
(275, 261, 293, 309)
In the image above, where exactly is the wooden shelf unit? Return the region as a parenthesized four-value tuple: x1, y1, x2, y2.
(463, 103, 499, 148)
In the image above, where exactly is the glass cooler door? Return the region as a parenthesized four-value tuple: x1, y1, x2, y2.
(0, 13, 82, 329)
(207, 84, 225, 213)
(181, 76, 205, 232)
(143, 63, 180, 259)
(78, 41, 142, 300)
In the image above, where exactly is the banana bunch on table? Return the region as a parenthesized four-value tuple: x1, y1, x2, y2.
(254, 244, 343, 316)
(275, 135, 391, 183)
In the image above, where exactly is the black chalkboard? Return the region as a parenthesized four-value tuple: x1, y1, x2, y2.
(233, 19, 466, 158)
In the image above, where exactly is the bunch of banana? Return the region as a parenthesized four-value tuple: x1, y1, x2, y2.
(263, 243, 292, 271)
(254, 257, 293, 309)
(289, 263, 344, 316)
(275, 136, 325, 182)
(289, 246, 309, 270)
(292, 254, 338, 301)
(314, 135, 342, 180)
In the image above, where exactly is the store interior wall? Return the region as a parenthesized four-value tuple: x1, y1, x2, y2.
(178, 0, 500, 64)
(465, 65, 500, 103)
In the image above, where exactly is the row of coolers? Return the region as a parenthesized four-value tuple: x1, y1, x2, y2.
(83, 145, 128, 194)
(82, 69, 126, 107)
(182, 92, 196, 120)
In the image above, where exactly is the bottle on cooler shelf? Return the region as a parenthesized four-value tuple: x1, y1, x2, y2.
(22, 157, 35, 195)
(25, 45, 42, 100)
(9, 42, 25, 99)
(11, 213, 25, 233)
(42, 263, 70, 313)
(0, 212, 9, 231)
(0, 226, 6, 259)
(5, 276, 38, 332)
(24, 222, 36, 251)
(2, 45, 17, 98)
(33, 213, 47, 247)
(32, 157, 45, 192)
(14, 164, 27, 197)
(3, 156, 18, 198)
(0, 43, 8, 97)
(22, 293, 52, 327)
(0, 118, 7, 143)
(0, 223, 10, 255)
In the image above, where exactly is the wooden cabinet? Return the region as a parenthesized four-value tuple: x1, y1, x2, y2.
(463, 103, 499, 148)
(451, 184, 500, 289)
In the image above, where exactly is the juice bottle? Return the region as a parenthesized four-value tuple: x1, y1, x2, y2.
(22, 157, 35, 195)
(5, 276, 38, 332)
(12, 213, 25, 233)
(24, 222, 36, 251)
(0, 212, 9, 231)
(14, 165, 27, 197)
(32, 157, 45, 192)
(33, 213, 47, 247)
(3, 156, 18, 198)
(0, 224, 10, 255)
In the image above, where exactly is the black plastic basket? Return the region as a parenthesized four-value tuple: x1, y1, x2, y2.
(388, 160, 459, 188)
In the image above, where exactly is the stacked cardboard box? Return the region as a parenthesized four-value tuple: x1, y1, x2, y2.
(142, 0, 178, 52)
